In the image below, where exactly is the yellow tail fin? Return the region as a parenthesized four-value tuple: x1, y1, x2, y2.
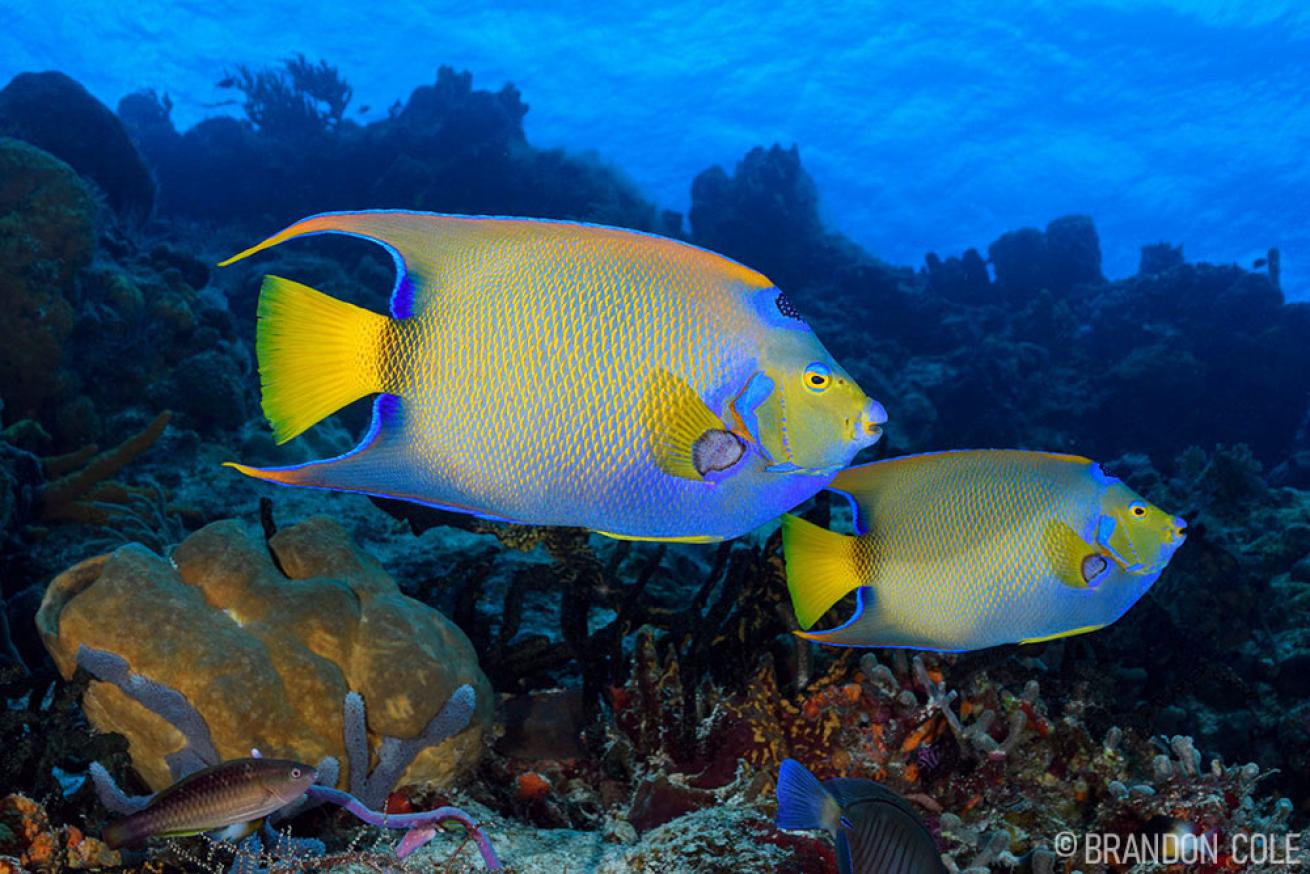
(255, 276, 392, 443)
(780, 514, 865, 630)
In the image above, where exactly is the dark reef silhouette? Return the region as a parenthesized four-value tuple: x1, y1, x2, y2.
(1, 57, 1308, 870)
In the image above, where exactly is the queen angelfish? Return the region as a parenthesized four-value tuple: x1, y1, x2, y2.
(776, 758, 947, 874)
(220, 212, 887, 542)
(782, 449, 1186, 651)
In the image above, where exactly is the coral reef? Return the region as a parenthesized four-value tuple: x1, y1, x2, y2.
(0, 61, 1306, 873)
(36, 515, 492, 794)
(0, 131, 249, 458)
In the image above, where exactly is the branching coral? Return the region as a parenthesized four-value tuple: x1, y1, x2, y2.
(36, 411, 173, 531)
(79, 642, 478, 823)
(220, 55, 352, 136)
(80, 652, 497, 868)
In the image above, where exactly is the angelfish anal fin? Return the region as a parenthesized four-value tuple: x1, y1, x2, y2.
(1022, 624, 1105, 644)
(640, 369, 731, 481)
(593, 530, 724, 544)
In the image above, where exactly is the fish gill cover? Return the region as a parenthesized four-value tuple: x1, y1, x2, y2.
(0, 3, 1308, 873)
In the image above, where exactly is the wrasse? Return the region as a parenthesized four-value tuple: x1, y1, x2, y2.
(102, 758, 315, 849)
(220, 212, 885, 543)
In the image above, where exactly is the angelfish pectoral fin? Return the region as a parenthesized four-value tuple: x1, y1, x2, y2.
(640, 369, 742, 481)
(1042, 519, 1103, 589)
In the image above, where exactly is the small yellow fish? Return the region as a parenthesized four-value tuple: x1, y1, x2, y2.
(782, 449, 1186, 651)
(220, 212, 886, 542)
(102, 758, 315, 848)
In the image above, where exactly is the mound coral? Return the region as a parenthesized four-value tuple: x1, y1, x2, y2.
(0, 137, 95, 420)
(36, 515, 493, 794)
(0, 72, 155, 220)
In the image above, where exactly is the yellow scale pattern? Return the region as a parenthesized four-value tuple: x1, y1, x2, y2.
(376, 220, 768, 528)
(846, 450, 1098, 647)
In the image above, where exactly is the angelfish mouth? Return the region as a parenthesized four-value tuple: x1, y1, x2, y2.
(858, 398, 888, 443)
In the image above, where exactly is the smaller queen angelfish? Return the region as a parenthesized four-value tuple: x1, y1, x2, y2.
(782, 449, 1187, 651)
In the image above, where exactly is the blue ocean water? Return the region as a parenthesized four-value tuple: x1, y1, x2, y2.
(3, 0, 1306, 296)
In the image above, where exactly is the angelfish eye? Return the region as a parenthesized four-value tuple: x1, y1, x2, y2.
(290, 768, 302, 778)
(1130, 502, 1147, 518)
(804, 363, 831, 392)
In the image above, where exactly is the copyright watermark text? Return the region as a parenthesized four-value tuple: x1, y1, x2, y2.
(1053, 830, 1302, 866)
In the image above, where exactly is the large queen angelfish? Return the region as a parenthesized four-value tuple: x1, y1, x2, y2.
(220, 212, 887, 542)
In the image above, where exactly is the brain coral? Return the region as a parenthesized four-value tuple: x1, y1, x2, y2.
(36, 516, 492, 793)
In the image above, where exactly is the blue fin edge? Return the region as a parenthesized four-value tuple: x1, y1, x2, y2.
(240, 207, 775, 320)
(238, 394, 519, 525)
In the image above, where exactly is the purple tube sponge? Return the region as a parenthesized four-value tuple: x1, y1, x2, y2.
(76, 644, 218, 778)
(344, 683, 477, 809)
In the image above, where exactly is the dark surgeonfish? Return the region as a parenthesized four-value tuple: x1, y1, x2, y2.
(776, 758, 946, 874)
(102, 757, 316, 849)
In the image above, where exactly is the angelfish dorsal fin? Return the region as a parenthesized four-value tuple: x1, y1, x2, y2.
(219, 211, 527, 319)
(640, 369, 735, 481)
